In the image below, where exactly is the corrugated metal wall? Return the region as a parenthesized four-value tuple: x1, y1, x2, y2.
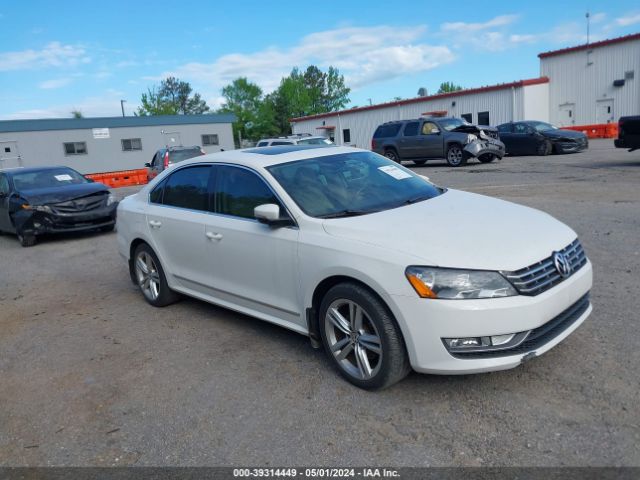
(541, 39, 640, 126)
(292, 86, 535, 149)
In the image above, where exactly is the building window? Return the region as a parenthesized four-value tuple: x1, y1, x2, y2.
(64, 142, 87, 155)
(122, 138, 142, 151)
(477, 111, 490, 125)
(461, 113, 472, 123)
(202, 134, 219, 146)
(342, 129, 351, 143)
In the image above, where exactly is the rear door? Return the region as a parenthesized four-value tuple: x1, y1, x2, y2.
(145, 164, 215, 290)
(204, 164, 301, 326)
(498, 123, 517, 154)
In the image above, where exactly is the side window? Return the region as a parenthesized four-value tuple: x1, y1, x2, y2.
(421, 122, 440, 135)
(497, 124, 512, 133)
(257, 141, 269, 147)
(216, 166, 280, 219)
(342, 129, 351, 143)
(149, 179, 166, 204)
(0, 174, 9, 195)
(403, 122, 419, 136)
(162, 166, 212, 211)
(271, 141, 293, 146)
(514, 124, 528, 134)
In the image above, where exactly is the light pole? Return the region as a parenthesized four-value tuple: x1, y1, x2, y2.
(120, 99, 127, 117)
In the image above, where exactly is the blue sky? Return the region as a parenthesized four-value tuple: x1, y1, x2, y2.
(1, 0, 639, 119)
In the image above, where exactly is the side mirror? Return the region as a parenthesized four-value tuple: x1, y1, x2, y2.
(144, 162, 152, 168)
(254, 203, 293, 227)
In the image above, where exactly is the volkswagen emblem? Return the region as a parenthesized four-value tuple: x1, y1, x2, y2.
(553, 252, 572, 278)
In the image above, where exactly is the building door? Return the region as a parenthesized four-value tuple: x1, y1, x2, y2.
(0, 141, 22, 169)
(558, 104, 575, 127)
(596, 99, 614, 124)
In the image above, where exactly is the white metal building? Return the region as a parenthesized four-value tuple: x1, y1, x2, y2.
(292, 32, 639, 146)
(540, 33, 640, 127)
(0, 114, 235, 174)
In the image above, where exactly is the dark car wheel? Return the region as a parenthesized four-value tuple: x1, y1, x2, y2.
(384, 149, 400, 163)
(133, 243, 180, 307)
(413, 160, 427, 166)
(537, 140, 552, 156)
(319, 282, 410, 390)
(446, 144, 467, 167)
(17, 231, 36, 247)
(477, 154, 496, 163)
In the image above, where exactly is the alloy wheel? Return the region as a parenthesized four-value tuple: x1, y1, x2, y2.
(135, 251, 161, 301)
(324, 299, 383, 380)
(447, 146, 463, 165)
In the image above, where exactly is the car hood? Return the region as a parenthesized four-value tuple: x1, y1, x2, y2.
(19, 182, 109, 205)
(544, 129, 586, 140)
(322, 189, 577, 271)
(451, 124, 498, 134)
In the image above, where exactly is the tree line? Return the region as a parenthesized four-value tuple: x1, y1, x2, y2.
(135, 66, 351, 144)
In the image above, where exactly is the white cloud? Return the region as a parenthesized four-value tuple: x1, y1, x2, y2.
(441, 14, 519, 33)
(0, 42, 90, 71)
(150, 25, 454, 104)
(38, 77, 72, 89)
(616, 13, 640, 27)
(590, 12, 607, 24)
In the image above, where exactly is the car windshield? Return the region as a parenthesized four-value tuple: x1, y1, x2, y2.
(297, 137, 333, 145)
(12, 168, 88, 190)
(169, 147, 203, 163)
(267, 151, 443, 218)
(530, 121, 558, 132)
(438, 118, 470, 131)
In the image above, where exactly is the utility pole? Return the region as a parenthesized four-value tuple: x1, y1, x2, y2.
(586, 12, 590, 45)
(120, 99, 127, 117)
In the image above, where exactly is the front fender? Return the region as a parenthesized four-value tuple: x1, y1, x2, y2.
(464, 138, 505, 159)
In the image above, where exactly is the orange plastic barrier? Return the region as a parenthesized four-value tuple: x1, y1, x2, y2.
(86, 168, 148, 188)
(562, 123, 618, 139)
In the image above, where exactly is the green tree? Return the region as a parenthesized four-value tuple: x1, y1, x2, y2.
(137, 77, 209, 115)
(218, 77, 264, 144)
(70, 110, 83, 118)
(437, 82, 463, 94)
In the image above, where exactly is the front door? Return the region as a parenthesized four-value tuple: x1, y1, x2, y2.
(418, 121, 444, 158)
(558, 104, 575, 127)
(0, 173, 13, 232)
(597, 99, 614, 124)
(205, 164, 301, 327)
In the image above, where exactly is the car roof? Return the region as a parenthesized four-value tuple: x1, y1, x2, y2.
(177, 145, 367, 169)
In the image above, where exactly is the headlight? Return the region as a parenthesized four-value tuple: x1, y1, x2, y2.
(107, 194, 117, 206)
(466, 134, 478, 142)
(21, 204, 51, 213)
(405, 266, 517, 299)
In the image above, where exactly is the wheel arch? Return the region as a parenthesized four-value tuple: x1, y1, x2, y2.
(128, 237, 150, 285)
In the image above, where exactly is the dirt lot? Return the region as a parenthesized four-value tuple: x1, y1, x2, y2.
(1, 139, 639, 466)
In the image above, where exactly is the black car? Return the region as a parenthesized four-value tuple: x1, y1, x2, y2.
(0, 166, 118, 247)
(614, 116, 640, 152)
(145, 145, 205, 182)
(497, 121, 588, 156)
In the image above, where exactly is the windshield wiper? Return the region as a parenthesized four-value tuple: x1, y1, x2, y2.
(318, 209, 375, 219)
(402, 195, 432, 205)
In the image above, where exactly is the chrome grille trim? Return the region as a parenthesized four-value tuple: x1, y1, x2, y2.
(51, 195, 106, 214)
(502, 239, 587, 296)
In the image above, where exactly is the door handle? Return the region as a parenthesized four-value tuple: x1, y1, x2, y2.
(206, 232, 223, 241)
(149, 220, 162, 228)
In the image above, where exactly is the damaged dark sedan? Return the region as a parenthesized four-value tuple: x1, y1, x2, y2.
(0, 166, 118, 247)
(497, 121, 589, 155)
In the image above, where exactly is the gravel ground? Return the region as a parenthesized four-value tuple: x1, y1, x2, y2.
(0, 139, 639, 467)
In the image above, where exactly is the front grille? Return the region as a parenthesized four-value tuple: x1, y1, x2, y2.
(502, 239, 587, 296)
(485, 130, 499, 140)
(450, 293, 590, 359)
(51, 194, 106, 214)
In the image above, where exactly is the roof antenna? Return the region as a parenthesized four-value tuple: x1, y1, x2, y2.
(586, 11, 590, 45)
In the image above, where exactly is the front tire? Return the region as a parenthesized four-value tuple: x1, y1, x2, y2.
(537, 140, 552, 156)
(446, 144, 467, 167)
(17, 231, 36, 247)
(477, 154, 496, 164)
(133, 244, 180, 307)
(319, 282, 410, 390)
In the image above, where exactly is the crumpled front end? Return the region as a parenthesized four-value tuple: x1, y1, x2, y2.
(463, 134, 506, 160)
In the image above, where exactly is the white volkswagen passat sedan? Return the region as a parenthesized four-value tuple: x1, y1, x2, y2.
(117, 145, 592, 389)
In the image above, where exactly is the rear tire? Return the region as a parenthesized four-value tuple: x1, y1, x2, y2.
(133, 243, 180, 307)
(446, 144, 467, 167)
(413, 159, 427, 166)
(319, 282, 410, 390)
(383, 149, 401, 163)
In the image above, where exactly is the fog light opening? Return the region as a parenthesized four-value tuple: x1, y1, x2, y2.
(443, 332, 526, 353)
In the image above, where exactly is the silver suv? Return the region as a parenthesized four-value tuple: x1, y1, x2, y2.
(256, 135, 333, 147)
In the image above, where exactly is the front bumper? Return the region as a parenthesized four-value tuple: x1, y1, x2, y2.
(464, 138, 505, 159)
(14, 204, 118, 235)
(557, 139, 588, 153)
(390, 260, 593, 374)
